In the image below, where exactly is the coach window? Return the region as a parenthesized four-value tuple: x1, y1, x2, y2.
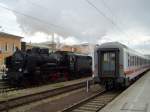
(137, 57, 139, 66)
(104, 53, 108, 62)
(136, 56, 137, 66)
(139, 57, 140, 66)
(133, 56, 135, 66)
(130, 56, 131, 66)
(130, 56, 132, 66)
(142, 58, 144, 65)
(132, 56, 133, 66)
(135, 56, 136, 66)
(131, 56, 133, 66)
(134, 56, 136, 66)
(128, 54, 130, 67)
(129, 56, 131, 66)
(132, 56, 134, 66)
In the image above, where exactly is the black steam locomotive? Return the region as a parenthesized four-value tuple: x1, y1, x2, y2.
(4, 47, 92, 87)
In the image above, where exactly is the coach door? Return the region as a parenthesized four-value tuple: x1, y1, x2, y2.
(98, 49, 119, 78)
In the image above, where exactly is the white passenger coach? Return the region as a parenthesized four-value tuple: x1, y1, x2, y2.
(94, 42, 150, 89)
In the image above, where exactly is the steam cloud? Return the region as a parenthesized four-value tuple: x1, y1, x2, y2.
(0, 0, 150, 53)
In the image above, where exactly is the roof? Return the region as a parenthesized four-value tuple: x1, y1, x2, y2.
(26, 43, 50, 49)
(55, 50, 91, 56)
(39, 41, 56, 45)
(0, 32, 23, 39)
(100, 42, 128, 49)
(97, 42, 148, 58)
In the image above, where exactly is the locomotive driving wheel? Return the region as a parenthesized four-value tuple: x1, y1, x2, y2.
(64, 70, 69, 81)
(51, 72, 60, 82)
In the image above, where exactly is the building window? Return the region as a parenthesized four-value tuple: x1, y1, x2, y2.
(12, 43, 15, 52)
(5, 43, 8, 52)
(0, 44, 1, 53)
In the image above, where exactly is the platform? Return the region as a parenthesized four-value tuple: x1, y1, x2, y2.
(0, 77, 92, 101)
(99, 71, 150, 112)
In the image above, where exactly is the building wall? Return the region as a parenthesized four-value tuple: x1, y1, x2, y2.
(26, 44, 34, 50)
(26, 43, 51, 50)
(0, 33, 22, 66)
(58, 45, 75, 52)
(57, 44, 95, 55)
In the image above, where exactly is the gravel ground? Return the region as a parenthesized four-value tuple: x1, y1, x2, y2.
(9, 84, 102, 112)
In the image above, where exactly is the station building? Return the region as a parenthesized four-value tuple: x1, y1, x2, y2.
(0, 32, 23, 66)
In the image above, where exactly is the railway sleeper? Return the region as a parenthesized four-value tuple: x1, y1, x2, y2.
(91, 100, 108, 104)
(72, 109, 95, 112)
(78, 106, 99, 111)
(87, 102, 105, 106)
(83, 104, 101, 108)
(93, 98, 112, 101)
(93, 99, 112, 103)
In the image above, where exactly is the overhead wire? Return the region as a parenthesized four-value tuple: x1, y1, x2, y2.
(100, 0, 135, 44)
(85, 0, 131, 38)
(0, 0, 132, 42)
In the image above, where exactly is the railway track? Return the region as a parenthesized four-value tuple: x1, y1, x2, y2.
(0, 79, 93, 111)
(0, 80, 18, 93)
(62, 89, 121, 112)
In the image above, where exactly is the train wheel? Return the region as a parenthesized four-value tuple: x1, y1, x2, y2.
(105, 81, 115, 90)
(51, 72, 60, 82)
(105, 82, 110, 90)
(20, 78, 29, 87)
(64, 71, 69, 81)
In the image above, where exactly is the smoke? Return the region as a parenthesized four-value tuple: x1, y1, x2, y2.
(0, 0, 112, 43)
(0, 0, 150, 53)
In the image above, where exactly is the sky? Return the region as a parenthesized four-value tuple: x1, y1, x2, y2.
(0, 0, 150, 54)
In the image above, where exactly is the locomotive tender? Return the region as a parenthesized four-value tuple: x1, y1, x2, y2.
(94, 42, 150, 89)
(4, 48, 92, 86)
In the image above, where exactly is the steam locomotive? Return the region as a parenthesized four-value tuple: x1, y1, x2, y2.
(4, 47, 92, 87)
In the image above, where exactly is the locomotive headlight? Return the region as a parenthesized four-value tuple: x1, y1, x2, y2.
(19, 68, 22, 72)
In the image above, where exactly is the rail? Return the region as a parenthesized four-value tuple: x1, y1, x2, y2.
(0, 78, 94, 111)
